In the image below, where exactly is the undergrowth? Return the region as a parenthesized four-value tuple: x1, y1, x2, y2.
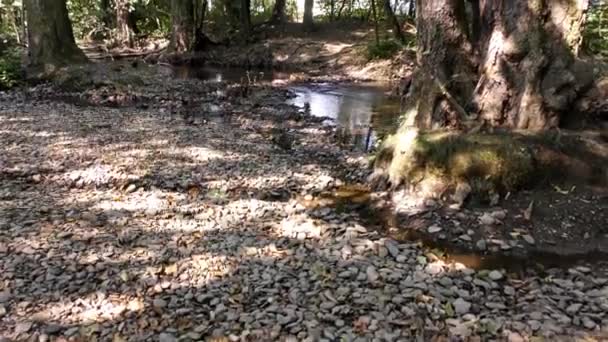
(366, 39, 403, 60)
(0, 41, 22, 90)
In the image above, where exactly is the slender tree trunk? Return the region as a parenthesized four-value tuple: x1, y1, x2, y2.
(407, 0, 415, 17)
(115, 0, 134, 47)
(169, 0, 195, 52)
(24, 0, 87, 70)
(371, 0, 380, 45)
(400, 0, 593, 131)
(383, 0, 405, 43)
(303, 0, 314, 31)
(270, 0, 287, 23)
(240, 0, 251, 38)
(337, 0, 347, 18)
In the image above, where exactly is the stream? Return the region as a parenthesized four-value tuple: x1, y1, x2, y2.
(170, 65, 605, 273)
(172, 66, 401, 151)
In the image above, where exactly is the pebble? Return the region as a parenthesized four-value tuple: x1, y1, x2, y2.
(0, 291, 11, 303)
(522, 234, 535, 245)
(159, 332, 177, 342)
(153, 298, 167, 309)
(476, 239, 487, 251)
(366, 266, 379, 283)
(488, 270, 504, 281)
(428, 225, 442, 233)
(453, 298, 471, 314)
(566, 303, 583, 313)
(582, 317, 596, 329)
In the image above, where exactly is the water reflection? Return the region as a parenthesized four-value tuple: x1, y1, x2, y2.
(287, 84, 400, 150)
(170, 66, 400, 151)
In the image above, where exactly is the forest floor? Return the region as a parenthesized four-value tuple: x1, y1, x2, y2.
(1, 61, 608, 341)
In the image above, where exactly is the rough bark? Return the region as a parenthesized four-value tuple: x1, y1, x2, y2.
(400, 0, 476, 129)
(115, 0, 134, 47)
(270, 0, 287, 23)
(169, 0, 195, 52)
(401, 0, 594, 131)
(304, 0, 314, 31)
(472, 0, 593, 130)
(383, 0, 406, 43)
(24, 0, 87, 70)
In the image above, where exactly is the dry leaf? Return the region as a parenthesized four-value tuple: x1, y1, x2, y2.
(523, 200, 534, 220)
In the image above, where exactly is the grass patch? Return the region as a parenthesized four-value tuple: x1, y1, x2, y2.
(366, 39, 403, 60)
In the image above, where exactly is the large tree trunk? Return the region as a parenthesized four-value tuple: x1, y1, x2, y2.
(400, 0, 476, 129)
(303, 0, 314, 31)
(169, 0, 195, 52)
(24, 0, 86, 70)
(240, 0, 251, 38)
(383, 0, 405, 43)
(401, 0, 594, 131)
(115, 0, 134, 47)
(270, 0, 287, 23)
(472, 0, 593, 129)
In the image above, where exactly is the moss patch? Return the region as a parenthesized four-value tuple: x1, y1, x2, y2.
(375, 130, 536, 194)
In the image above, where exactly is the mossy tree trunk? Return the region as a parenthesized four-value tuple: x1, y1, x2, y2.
(24, 0, 87, 70)
(401, 0, 593, 130)
(304, 0, 314, 31)
(375, 0, 595, 189)
(169, 0, 195, 52)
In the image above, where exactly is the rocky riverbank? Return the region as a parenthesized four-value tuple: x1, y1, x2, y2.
(1, 64, 608, 341)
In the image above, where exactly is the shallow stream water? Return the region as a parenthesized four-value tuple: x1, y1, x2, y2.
(172, 66, 400, 150)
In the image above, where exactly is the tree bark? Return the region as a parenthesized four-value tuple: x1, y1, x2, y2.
(371, 0, 380, 45)
(24, 0, 87, 70)
(169, 0, 195, 52)
(270, 0, 287, 23)
(115, 0, 134, 47)
(400, 0, 593, 131)
(240, 0, 251, 38)
(400, 0, 476, 129)
(383, 0, 405, 43)
(472, 0, 592, 129)
(303, 0, 314, 31)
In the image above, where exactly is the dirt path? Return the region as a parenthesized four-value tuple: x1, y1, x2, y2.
(1, 70, 608, 341)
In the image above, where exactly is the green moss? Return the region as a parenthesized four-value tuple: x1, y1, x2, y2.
(376, 130, 535, 193)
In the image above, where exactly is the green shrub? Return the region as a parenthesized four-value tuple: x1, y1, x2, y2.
(366, 39, 402, 60)
(584, 3, 608, 56)
(0, 45, 22, 90)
